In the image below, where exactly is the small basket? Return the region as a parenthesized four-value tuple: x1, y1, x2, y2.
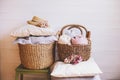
(57, 24, 91, 61)
(18, 43, 55, 69)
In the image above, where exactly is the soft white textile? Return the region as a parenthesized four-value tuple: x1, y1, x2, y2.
(30, 36, 57, 44)
(51, 75, 101, 80)
(11, 24, 56, 37)
(14, 36, 57, 44)
(51, 58, 102, 77)
(58, 34, 71, 45)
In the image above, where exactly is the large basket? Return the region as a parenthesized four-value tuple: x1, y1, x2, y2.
(57, 24, 91, 61)
(18, 43, 55, 69)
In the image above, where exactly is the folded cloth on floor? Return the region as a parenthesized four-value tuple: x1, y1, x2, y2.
(51, 57, 102, 77)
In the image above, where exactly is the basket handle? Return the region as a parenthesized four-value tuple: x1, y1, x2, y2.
(59, 24, 91, 39)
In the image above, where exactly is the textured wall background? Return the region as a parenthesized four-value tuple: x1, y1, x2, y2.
(0, 0, 120, 80)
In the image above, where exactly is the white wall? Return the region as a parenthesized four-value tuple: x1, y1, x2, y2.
(0, 0, 120, 80)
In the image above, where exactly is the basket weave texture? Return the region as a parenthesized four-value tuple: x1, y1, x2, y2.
(19, 43, 55, 69)
(57, 24, 91, 61)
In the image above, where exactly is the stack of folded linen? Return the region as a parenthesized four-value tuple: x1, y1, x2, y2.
(11, 16, 58, 45)
(50, 57, 102, 80)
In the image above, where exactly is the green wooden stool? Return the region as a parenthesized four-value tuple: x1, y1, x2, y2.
(15, 64, 51, 80)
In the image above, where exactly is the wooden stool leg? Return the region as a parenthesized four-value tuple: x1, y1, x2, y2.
(20, 74, 23, 80)
(48, 71, 51, 80)
(15, 72, 19, 80)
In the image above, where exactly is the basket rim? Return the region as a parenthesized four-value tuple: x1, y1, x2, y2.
(57, 42, 91, 46)
(18, 42, 55, 46)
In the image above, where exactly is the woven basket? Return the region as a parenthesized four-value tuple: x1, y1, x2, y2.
(18, 43, 55, 69)
(57, 24, 91, 61)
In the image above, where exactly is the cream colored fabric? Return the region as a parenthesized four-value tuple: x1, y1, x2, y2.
(51, 58, 102, 77)
(58, 34, 71, 45)
(28, 25, 55, 36)
(11, 24, 56, 37)
(51, 75, 101, 80)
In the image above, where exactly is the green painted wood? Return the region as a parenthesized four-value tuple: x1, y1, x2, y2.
(20, 74, 23, 80)
(15, 64, 51, 80)
(15, 72, 19, 80)
(16, 64, 50, 73)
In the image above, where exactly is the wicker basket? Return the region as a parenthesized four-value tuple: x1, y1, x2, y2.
(57, 24, 91, 61)
(18, 43, 55, 69)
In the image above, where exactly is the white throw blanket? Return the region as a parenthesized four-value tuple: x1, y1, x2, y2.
(14, 36, 57, 44)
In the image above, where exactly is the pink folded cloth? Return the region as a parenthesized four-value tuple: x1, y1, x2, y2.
(71, 35, 88, 45)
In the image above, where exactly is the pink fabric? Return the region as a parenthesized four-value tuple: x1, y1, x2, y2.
(71, 35, 88, 45)
(64, 54, 82, 65)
